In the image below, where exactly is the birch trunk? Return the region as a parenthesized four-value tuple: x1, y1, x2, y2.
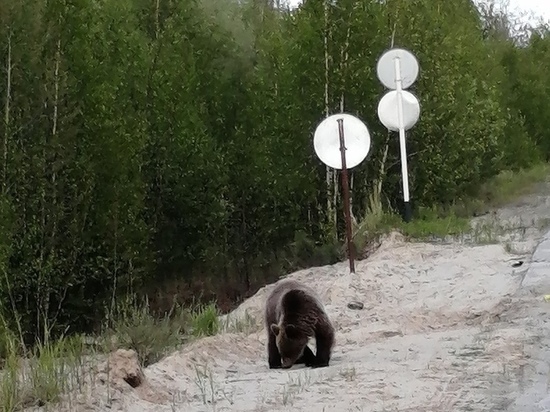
(155, 0, 160, 39)
(110, 205, 119, 317)
(38, 36, 62, 344)
(323, 0, 337, 240)
(3, 32, 11, 196)
(2, 30, 25, 349)
(368, 133, 390, 216)
(51, 38, 60, 239)
(39, 85, 47, 343)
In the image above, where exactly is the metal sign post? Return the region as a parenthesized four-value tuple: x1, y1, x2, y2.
(336, 118, 355, 274)
(394, 57, 412, 222)
(313, 113, 371, 274)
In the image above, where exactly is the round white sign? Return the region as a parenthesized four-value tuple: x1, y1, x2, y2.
(377, 90, 420, 132)
(376, 48, 419, 90)
(313, 113, 371, 170)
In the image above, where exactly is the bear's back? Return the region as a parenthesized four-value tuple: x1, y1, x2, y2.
(264, 278, 324, 325)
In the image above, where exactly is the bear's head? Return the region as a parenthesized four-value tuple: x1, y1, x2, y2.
(270, 323, 309, 368)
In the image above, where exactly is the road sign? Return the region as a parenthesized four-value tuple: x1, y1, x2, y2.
(377, 89, 420, 132)
(376, 47, 421, 222)
(376, 48, 419, 90)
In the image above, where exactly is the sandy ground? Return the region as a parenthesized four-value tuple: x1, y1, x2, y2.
(41, 178, 550, 412)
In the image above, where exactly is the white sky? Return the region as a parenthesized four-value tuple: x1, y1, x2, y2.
(284, 0, 550, 25)
(507, 0, 550, 24)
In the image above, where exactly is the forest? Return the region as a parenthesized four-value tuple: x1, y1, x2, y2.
(0, 0, 550, 346)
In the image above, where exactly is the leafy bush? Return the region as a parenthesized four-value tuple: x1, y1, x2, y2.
(108, 299, 189, 367)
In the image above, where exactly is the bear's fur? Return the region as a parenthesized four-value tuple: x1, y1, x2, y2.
(264, 278, 335, 369)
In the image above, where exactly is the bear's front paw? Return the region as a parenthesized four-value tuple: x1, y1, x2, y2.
(311, 361, 330, 369)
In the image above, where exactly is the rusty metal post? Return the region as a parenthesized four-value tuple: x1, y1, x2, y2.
(337, 118, 355, 274)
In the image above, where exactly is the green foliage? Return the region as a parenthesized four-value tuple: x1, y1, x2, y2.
(191, 303, 220, 338)
(290, 231, 341, 268)
(0, 0, 549, 350)
(27, 338, 75, 406)
(0, 319, 18, 364)
(475, 163, 550, 207)
(354, 162, 550, 245)
(354, 207, 469, 244)
(0, 339, 19, 412)
(0, 334, 86, 410)
(108, 298, 189, 367)
(401, 209, 471, 239)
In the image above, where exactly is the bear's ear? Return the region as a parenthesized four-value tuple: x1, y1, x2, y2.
(285, 324, 299, 339)
(270, 324, 281, 336)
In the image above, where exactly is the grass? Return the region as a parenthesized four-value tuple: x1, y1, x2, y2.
(474, 163, 550, 208)
(106, 297, 188, 367)
(1, 338, 19, 411)
(280, 370, 314, 406)
(0, 333, 89, 411)
(354, 163, 550, 247)
(0, 297, 222, 411)
(191, 360, 235, 409)
(220, 310, 259, 335)
(190, 302, 220, 338)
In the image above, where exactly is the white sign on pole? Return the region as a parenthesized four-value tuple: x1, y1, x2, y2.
(313, 113, 371, 274)
(377, 90, 420, 132)
(376, 47, 420, 222)
(313, 113, 371, 170)
(376, 48, 419, 90)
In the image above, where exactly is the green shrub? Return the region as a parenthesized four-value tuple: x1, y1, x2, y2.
(191, 303, 220, 338)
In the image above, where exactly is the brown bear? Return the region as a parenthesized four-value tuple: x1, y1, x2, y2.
(264, 278, 335, 369)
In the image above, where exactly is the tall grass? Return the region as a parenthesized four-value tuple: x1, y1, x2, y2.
(0, 297, 221, 411)
(354, 163, 550, 245)
(106, 297, 187, 367)
(190, 303, 220, 338)
(476, 163, 550, 207)
(0, 332, 87, 411)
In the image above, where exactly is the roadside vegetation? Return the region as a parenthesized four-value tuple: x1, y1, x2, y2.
(1, 0, 550, 409)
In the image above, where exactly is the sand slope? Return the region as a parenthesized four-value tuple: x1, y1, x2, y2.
(89, 234, 533, 412)
(39, 178, 550, 412)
